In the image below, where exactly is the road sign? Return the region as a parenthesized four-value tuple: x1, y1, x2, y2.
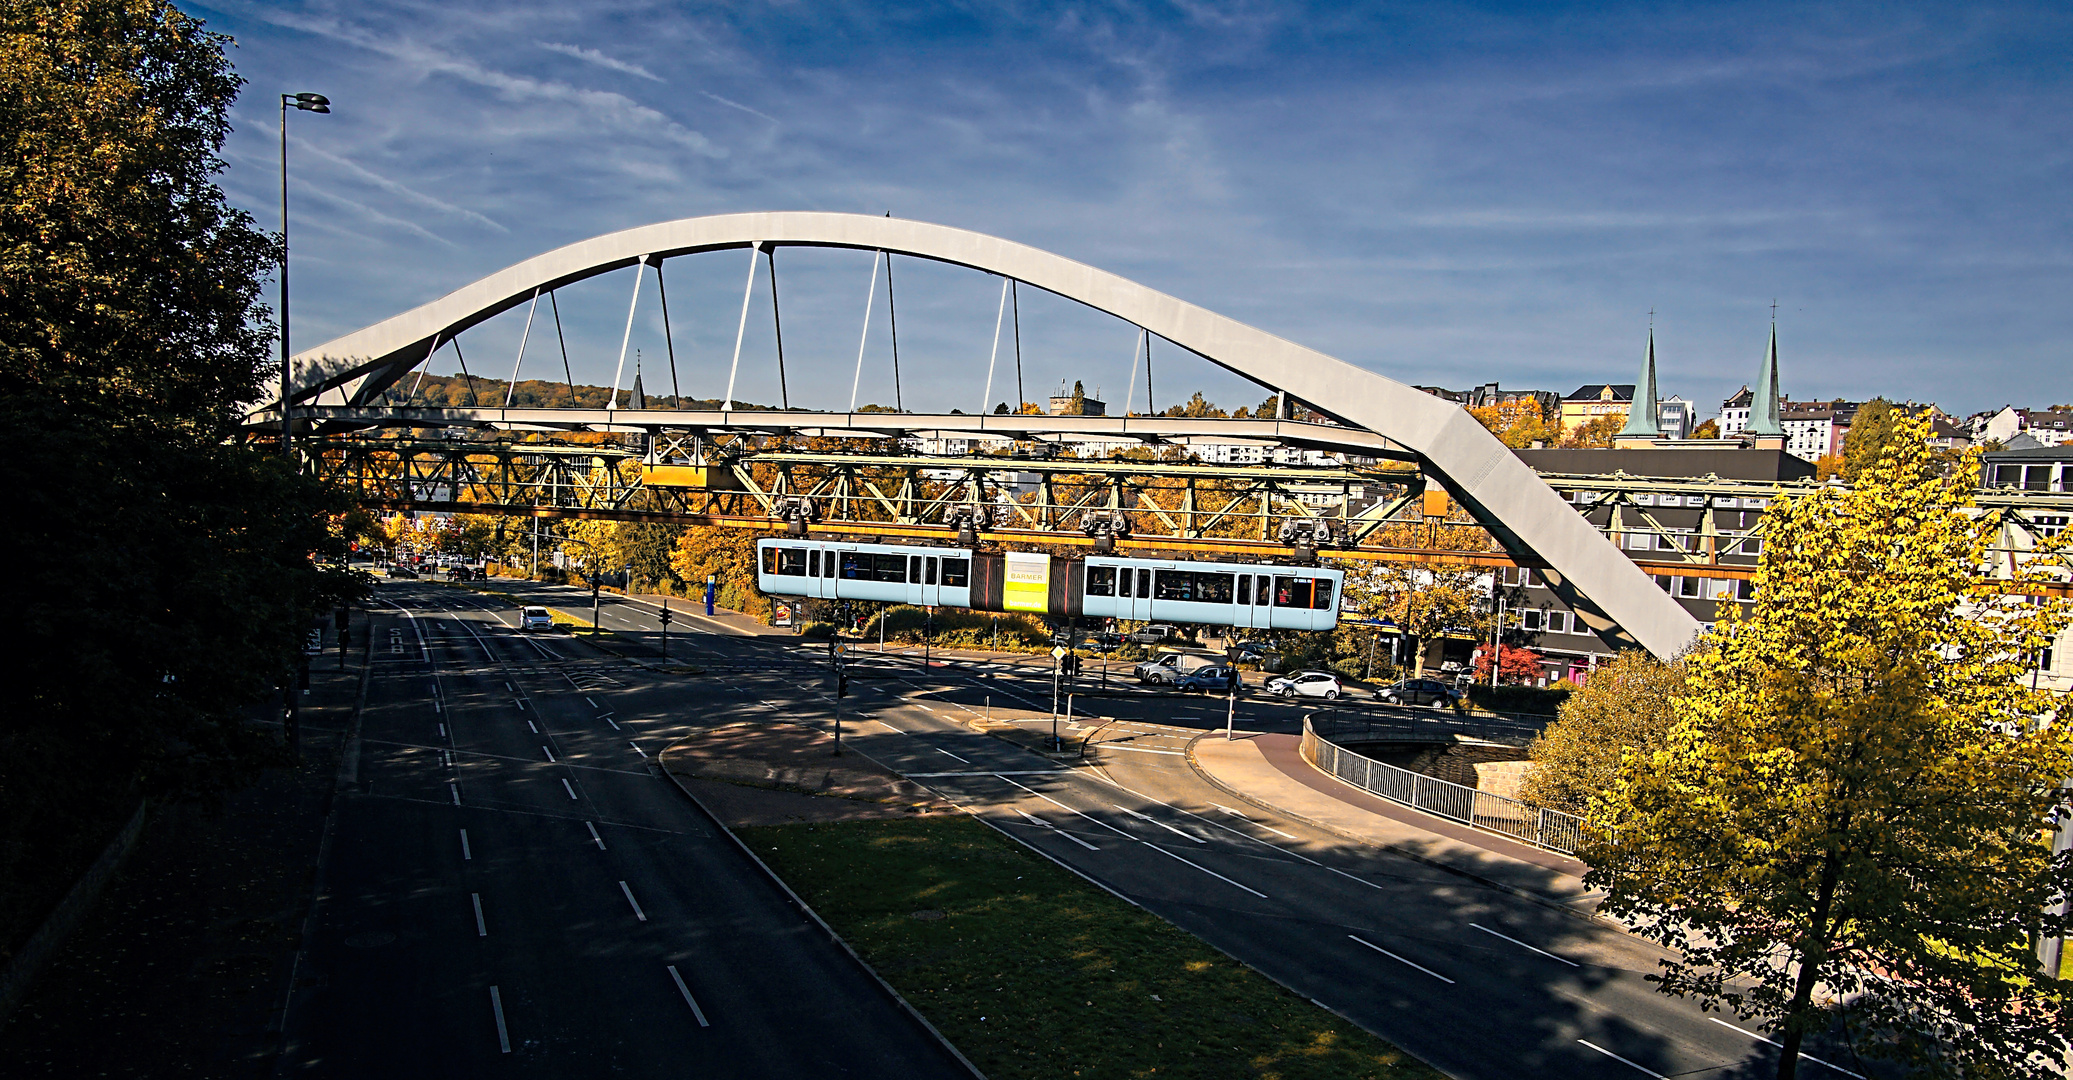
(1051, 646, 1068, 659)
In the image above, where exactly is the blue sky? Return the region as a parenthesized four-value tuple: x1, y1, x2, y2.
(199, 1, 2073, 418)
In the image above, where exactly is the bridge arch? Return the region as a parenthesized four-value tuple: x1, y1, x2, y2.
(285, 211, 1700, 658)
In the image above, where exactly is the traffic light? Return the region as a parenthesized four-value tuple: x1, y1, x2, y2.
(837, 672, 850, 698)
(658, 609, 673, 626)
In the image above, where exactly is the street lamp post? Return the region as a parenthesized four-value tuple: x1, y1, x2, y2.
(278, 92, 330, 459)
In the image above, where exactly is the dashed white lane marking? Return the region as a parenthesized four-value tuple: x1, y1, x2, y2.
(619, 880, 648, 922)
(449, 783, 461, 805)
(438, 724, 447, 737)
(1348, 934, 1453, 984)
(1470, 923, 1579, 967)
(1209, 804, 1298, 839)
(527, 720, 538, 734)
(505, 681, 514, 691)
(630, 741, 647, 758)
(515, 698, 527, 711)
(489, 986, 512, 1053)
(586, 696, 597, 708)
(586, 821, 606, 850)
(1116, 805, 1206, 844)
(666, 966, 711, 1027)
(1577, 1040, 1664, 1078)
(604, 716, 621, 730)
(935, 748, 970, 763)
(541, 745, 556, 762)
(472, 893, 488, 936)
(907, 770, 1065, 777)
(562, 779, 579, 800)
(459, 829, 472, 861)
(1706, 1018, 1865, 1077)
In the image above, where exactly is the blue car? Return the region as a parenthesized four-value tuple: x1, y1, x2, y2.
(1173, 665, 1242, 693)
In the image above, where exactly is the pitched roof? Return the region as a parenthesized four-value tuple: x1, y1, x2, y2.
(1564, 384, 1635, 402)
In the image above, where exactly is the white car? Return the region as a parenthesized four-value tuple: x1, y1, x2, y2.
(1264, 670, 1345, 700)
(519, 606, 555, 632)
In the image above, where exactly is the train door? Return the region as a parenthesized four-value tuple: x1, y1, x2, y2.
(1234, 571, 1265, 631)
(919, 552, 941, 609)
(1125, 564, 1157, 623)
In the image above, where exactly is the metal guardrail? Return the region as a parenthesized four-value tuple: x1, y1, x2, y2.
(1300, 714, 1587, 854)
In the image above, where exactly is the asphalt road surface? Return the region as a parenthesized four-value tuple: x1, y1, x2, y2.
(274, 580, 972, 1078)
(399, 578, 1883, 1080)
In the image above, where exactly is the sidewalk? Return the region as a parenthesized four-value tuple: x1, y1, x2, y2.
(1188, 732, 1604, 917)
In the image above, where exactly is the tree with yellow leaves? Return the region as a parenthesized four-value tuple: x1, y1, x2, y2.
(1586, 413, 2073, 1079)
(1467, 398, 1555, 449)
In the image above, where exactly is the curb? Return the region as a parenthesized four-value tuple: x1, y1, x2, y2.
(0, 799, 149, 1023)
(1182, 733, 1605, 927)
(654, 755, 988, 1080)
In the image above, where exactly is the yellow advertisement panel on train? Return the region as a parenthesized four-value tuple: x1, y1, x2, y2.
(1003, 551, 1050, 613)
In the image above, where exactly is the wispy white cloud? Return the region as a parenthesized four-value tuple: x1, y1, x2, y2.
(538, 41, 664, 83)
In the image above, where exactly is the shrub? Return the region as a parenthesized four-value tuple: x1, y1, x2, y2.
(1465, 683, 1572, 716)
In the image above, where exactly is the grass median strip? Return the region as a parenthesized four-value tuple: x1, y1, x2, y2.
(736, 815, 1439, 1080)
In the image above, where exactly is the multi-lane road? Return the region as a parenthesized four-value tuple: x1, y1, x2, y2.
(285, 576, 1876, 1079)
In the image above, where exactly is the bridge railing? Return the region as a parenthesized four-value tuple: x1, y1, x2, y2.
(1299, 713, 1589, 855)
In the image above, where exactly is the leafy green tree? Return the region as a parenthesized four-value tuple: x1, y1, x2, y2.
(1841, 398, 1895, 483)
(1586, 414, 2073, 1079)
(1518, 651, 1682, 814)
(2, 0, 362, 943)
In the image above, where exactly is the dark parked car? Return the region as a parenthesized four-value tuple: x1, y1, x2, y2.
(1376, 678, 1461, 708)
(387, 565, 419, 579)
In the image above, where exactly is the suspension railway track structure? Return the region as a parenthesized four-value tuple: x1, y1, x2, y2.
(263, 213, 2073, 656)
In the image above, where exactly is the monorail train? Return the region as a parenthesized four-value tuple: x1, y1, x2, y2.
(754, 538, 1343, 631)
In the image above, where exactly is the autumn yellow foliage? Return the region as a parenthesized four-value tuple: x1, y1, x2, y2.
(1587, 413, 2073, 1077)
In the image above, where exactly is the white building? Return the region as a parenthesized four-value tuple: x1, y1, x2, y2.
(1719, 386, 1754, 438)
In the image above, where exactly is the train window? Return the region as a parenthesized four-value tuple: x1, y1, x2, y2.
(1237, 575, 1252, 605)
(1274, 576, 1314, 609)
(809, 550, 821, 577)
(875, 553, 907, 582)
(777, 548, 808, 576)
(1138, 568, 1153, 599)
(841, 552, 866, 579)
(1088, 566, 1115, 596)
(762, 547, 779, 574)
(1153, 570, 1235, 603)
(1312, 579, 1334, 610)
(910, 555, 922, 583)
(926, 557, 938, 585)
(942, 558, 970, 587)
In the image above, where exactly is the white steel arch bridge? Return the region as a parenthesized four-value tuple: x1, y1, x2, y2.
(262, 211, 1704, 659)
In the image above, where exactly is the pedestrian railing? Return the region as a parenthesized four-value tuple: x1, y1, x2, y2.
(1299, 714, 1589, 855)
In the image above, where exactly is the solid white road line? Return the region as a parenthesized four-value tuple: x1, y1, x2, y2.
(619, 880, 648, 922)
(1116, 805, 1206, 844)
(1706, 1018, 1866, 1077)
(562, 779, 579, 800)
(449, 783, 461, 805)
(994, 777, 1135, 839)
(542, 746, 555, 762)
(935, 748, 970, 763)
(489, 985, 512, 1053)
(460, 829, 472, 861)
(1577, 1040, 1665, 1078)
(906, 770, 1065, 777)
(1348, 934, 1453, 983)
(472, 893, 487, 936)
(1142, 843, 1270, 897)
(586, 821, 606, 850)
(1470, 923, 1579, 967)
(1209, 804, 1298, 839)
(666, 965, 711, 1027)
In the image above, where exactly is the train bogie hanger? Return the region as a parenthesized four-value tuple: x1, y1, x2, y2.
(756, 539, 1343, 631)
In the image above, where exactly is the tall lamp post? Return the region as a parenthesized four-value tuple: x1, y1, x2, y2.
(279, 92, 330, 458)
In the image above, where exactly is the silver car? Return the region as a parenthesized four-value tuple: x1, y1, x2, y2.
(519, 606, 555, 632)
(1263, 670, 1344, 700)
